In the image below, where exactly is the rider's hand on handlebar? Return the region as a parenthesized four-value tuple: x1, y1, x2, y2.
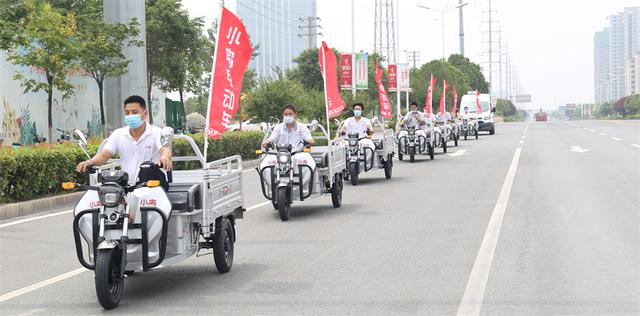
(157, 157, 173, 171)
(76, 159, 92, 173)
(261, 139, 271, 148)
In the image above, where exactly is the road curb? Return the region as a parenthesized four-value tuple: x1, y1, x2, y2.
(0, 158, 261, 221)
(0, 192, 84, 221)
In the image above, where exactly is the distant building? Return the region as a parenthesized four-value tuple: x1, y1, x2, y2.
(594, 28, 610, 104)
(608, 7, 640, 101)
(237, 0, 318, 79)
(627, 54, 640, 95)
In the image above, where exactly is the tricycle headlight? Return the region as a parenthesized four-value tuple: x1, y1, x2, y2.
(98, 186, 123, 207)
(484, 116, 491, 120)
(278, 153, 290, 164)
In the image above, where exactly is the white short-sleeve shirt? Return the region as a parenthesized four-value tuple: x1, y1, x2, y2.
(268, 122, 313, 152)
(102, 124, 163, 185)
(344, 117, 371, 137)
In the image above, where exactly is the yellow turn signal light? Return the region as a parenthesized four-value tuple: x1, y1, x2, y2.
(255, 149, 263, 155)
(303, 148, 311, 153)
(61, 182, 76, 190)
(147, 180, 161, 187)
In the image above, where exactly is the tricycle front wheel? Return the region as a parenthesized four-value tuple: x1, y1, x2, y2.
(277, 187, 290, 221)
(95, 247, 124, 310)
(331, 174, 343, 208)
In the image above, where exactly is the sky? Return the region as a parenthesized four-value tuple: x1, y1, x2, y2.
(181, 0, 640, 110)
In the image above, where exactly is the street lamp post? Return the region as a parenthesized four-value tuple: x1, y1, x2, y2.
(417, 3, 467, 60)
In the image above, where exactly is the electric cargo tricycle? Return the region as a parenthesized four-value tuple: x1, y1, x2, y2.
(340, 117, 394, 185)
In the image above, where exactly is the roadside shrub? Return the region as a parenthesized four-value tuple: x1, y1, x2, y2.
(0, 131, 263, 203)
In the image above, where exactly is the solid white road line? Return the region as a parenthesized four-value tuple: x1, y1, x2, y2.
(599, 132, 607, 136)
(631, 144, 640, 149)
(589, 129, 596, 133)
(612, 137, 622, 141)
(456, 147, 523, 316)
(0, 210, 73, 229)
(0, 268, 87, 303)
(0, 201, 271, 303)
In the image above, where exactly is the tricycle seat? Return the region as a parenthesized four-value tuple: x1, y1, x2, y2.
(310, 152, 328, 168)
(166, 183, 201, 213)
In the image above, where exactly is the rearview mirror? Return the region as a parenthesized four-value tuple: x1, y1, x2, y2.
(74, 130, 87, 145)
(160, 127, 174, 147)
(491, 107, 496, 113)
(310, 119, 319, 131)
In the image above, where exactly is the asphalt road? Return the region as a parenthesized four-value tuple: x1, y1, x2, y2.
(0, 120, 638, 315)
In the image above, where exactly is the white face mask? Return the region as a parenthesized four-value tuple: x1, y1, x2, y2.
(283, 115, 295, 124)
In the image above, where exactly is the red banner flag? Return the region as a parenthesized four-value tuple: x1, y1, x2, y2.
(206, 8, 253, 139)
(475, 89, 482, 113)
(318, 41, 346, 118)
(440, 79, 448, 115)
(375, 62, 392, 119)
(388, 64, 397, 91)
(425, 74, 435, 115)
(339, 54, 353, 90)
(452, 86, 458, 115)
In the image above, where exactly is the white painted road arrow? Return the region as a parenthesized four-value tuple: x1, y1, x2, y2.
(569, 145, 591, 153)
(448, 149, 468, 157)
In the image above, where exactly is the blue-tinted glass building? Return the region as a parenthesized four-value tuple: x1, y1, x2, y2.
(237, 0, 317, 78)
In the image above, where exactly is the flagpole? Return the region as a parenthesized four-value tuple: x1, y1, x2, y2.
(321, 45, 333, 179)
(395, 0, 401, 120)
(351, 0, 356, 98)
(204, 1, 224, 168)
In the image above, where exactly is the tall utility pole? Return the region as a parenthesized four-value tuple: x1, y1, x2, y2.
(488, 0, 492, 92)
(417, 2, 467, 60)
(351, 0, 356, 97)
(373, 0, 396, 62)
(458, 0, 465, 55)
(408, 50, 420, 68)
(298, 17, 322, 49)
(498, 26, 502, 98)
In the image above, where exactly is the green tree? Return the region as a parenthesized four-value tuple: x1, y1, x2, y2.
(146, 0, 208, 124)
(447, 54, 489, 93)
(409, 59, 469, 114)
(244, 78, 308, 123)
(6, 1, 77, 143)
(287, 48, 341, 91)
(76, 0, 141, 135)
(495, 98, 517, 116)
(624, 94, 640, 115)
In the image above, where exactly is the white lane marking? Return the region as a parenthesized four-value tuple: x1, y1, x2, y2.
(589, 129, 596, 133)
(521, 135, 525, 139)
(612, 137, 622, 141)
(631, 144, 640, 149)
(569, 145, 591, 153)
(0, 210, 73, 229)
(0, 268, 87, 303)
(447, 149, 468, 157)
(519, 140, 524, 144)
(456, 147, 522, 316)
(599, 132, 607, 136)
(0, 200, 271, 302)
(583, 127, 588, 130)
(246, 201, 270, 211)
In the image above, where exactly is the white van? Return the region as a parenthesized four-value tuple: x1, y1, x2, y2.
(458, 92, 495, 135)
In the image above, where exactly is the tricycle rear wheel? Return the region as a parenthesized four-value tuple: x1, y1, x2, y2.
(331, 174, 342, 208)
(384, 157, 392, 179)
(349, 162, 359, 185)
(95, 247, 124, 310)
(213, 217, 234, 273)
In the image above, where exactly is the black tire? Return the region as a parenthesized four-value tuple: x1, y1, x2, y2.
(428, 143, 434, 160)
(475, 129, 478, 139)
(464, 130, 468, 140)
(349, 162, 359, 185)
(384, 158, 392, 179)
(331, 175, 342, 208)
(454, 133, 458, 147)
(409, 146, 415, 163)
(95, 247, 124, 310)
(490, 128, 495, 135)
(213, 217, 234, 273)
(442, 137, 448, 153)
(397, 144, 403, 161)
(277, 187, 289, 221)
